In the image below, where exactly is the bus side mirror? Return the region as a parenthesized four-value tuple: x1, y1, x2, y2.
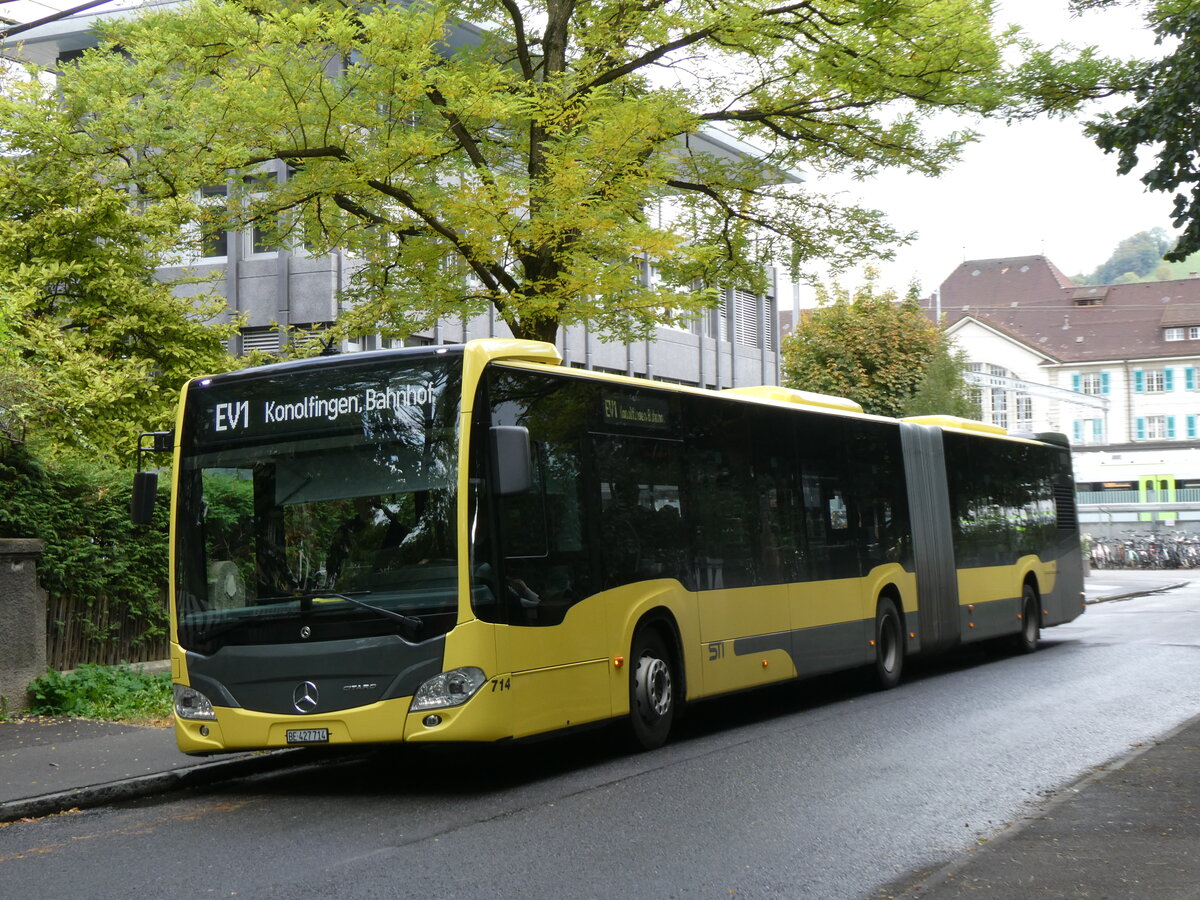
(131, 430, 173, 526)
(489, 426, 532, 496)
(131, 471, 158, 525)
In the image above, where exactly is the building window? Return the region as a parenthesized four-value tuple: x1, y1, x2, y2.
(1078, 372, 1108, 395)
(198, 185, 229, 259)
(1165, 327, 1185, 341)
(1074, 419, 1106, 444)
(1016, 395, 1033, 431)
(1139, 369, 1169, 393)
(1136, 416, 1177, 440)
(242, 173, 280, 258)
(1191, 327, 1200, 340)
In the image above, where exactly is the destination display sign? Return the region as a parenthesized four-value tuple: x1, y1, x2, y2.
(602, 392, 671, 432)
(183, 354, 462, 451)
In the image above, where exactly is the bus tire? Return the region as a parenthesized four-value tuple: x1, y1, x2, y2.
(1014, 583, 1040, 654)
(627, 628, 676, 751)
(873, 597, 904, 690)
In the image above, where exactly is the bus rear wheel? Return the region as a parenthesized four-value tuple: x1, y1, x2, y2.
(1014, 584, 1040, 654)
(874, 598, 904, 690)
(627, 629, 676, 751)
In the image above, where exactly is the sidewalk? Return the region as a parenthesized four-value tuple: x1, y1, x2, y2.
(884, 712, 1200, 898)
(0, 574, 1195, 900)
(0, 716, 300, 822)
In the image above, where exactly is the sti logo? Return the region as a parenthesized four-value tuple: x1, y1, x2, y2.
(214, 401, 249, 432)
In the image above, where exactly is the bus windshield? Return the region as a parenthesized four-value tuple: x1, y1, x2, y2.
(174, 352, 462, 653)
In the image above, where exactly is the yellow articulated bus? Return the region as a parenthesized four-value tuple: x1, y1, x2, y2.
(136, 338, 1084, 754)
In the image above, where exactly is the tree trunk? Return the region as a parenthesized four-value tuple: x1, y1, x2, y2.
(510, 315, 559, 345)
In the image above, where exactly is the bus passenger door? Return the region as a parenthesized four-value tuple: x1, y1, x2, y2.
(492, 443, 611, 738)
(686, 407, 793, 695)
(482, 374, 613, 738)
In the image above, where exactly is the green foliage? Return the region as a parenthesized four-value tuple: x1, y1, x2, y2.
(1153, 248, 1200, 280)
(35, 0, 1129, 344)
(900, 338, 981, 419)
(0, 444, 169, 651)
(0, 72, 240, 465)
(1076, 228, 1174, 284)
(27, 664, 172, 722)
(781, 276, 943, 418)
(1085, 2, 1200, 261)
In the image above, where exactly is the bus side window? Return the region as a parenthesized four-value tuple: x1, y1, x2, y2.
(798, 415, 859, 581)
(684, 402, 756, 589)
(748, 411, 805, 584)
(594, 435, 686, 588)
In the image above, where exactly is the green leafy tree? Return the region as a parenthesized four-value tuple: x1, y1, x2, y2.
(1082, 227, 1175, 283)
(0, 74, 239, 463)
(781, 276, 944, 418)
(39, 0, 1130, 344)
(1085, 1, 1200, 261)
(900, 337, 981, 419)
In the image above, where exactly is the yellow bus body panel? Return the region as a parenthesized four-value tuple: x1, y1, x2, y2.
(956, 556, 1056, 606)
(493, 596, 611, 739)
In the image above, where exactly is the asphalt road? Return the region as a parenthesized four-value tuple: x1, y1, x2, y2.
(2, 584, 1198, 899)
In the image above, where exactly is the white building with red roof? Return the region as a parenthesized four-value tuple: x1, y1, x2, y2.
(929, 255, 1200, 532)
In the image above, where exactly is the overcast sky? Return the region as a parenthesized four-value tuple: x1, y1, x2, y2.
(809, 0, 1171, 301)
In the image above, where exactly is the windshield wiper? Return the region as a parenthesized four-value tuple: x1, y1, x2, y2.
(262, 590, 423, 641)
(310, 591, 423, 640)
(190, 591, 424, 643)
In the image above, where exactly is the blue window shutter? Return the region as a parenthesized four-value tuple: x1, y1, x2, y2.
(1073, 420, 1082, 442)
(1135, 370, 1145, 393)
(1101, 372, 1111, 394)
(1136, 417, 1146, 440)
(1093, 419, 1104, 442)
(1072, 373, 1081, 392)
(1168, 416, 1177, 439)
(1189, 415, 1197, 439)
(1188, 368, 1196, 391)
(1166, 369, 1176, 391)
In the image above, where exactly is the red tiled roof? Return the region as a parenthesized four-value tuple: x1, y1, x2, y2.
(926, 255, 1200, 363)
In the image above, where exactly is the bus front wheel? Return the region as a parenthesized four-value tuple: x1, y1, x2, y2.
(874, 598, 904, 690)
(627, 629, 676, 751)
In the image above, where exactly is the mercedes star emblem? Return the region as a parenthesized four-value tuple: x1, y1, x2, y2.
(293, 681, 319, 714)
(300, 625, 311, 639)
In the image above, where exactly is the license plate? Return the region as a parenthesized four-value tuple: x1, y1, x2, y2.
(285, 728, 330, 744)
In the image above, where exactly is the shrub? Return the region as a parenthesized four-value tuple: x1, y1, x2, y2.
(0, 443, 171, 663)
(27, 664, 172, 722)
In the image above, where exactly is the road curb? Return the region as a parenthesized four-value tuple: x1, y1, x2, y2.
(1086, 581, 1189, 604)
(0, 748, 301, 823)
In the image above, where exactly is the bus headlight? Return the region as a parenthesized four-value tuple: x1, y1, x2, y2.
(410, 667, 487, 711)
(173, 683, 217, 720)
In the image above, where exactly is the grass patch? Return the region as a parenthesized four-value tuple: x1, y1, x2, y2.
(27, 664, 172, 724)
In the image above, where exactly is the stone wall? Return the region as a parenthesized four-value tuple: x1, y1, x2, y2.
(0, 539, 46, 711)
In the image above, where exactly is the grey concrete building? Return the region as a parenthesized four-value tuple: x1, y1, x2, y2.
(13, 2, 785, 389)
